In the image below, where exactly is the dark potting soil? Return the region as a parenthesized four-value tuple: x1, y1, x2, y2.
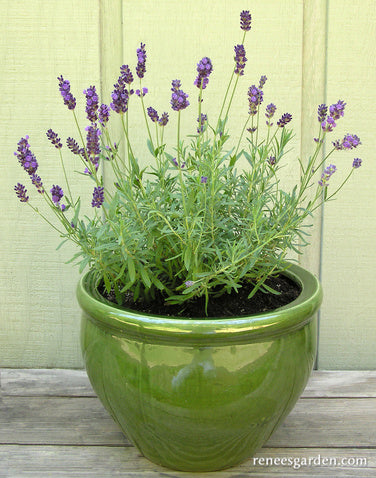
(100, 273, 301, 319)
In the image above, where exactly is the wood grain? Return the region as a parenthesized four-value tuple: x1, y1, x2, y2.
(0, 446, 374, 477)
(2, 369, 376, 398)
(1, 369, 375, 477)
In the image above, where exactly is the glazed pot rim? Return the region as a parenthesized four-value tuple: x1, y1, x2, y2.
(77, 262, 322, 344)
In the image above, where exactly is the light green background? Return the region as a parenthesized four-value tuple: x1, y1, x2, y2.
(1, 0, 375, 369)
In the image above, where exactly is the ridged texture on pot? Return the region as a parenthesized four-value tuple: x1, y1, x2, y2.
(78, 264, 322, 472)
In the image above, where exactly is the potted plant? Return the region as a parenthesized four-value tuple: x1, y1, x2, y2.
(14, 10, 362, 472)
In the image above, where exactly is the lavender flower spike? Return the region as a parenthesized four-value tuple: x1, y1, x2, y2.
(147, 107, 159, 123)
(352, 158, 362, 168)
(197, 113, 207, 133)
(91, 186, 104, 208)
(14, 183, 29, 202)
(111, 78, 129, 114)
(240, 10, 252, 31)
(248, 85, 264, 116)
(194, 57, 213, 90)
(57, 75, 76, 110)
(170, 80, 190, 111)
(86, 124, 101, 165)
(15, 136, 38, 175)
(98, 104, 110, 126)
(158, 112, 169, 126)
(234, 44, 247, 76)
(136, 43, 147, 79)
(46, 129, 62, 149)
(317, 104, 328, 123)
(318, 164, 337, 187)
(84, 85, 99, 122)
(67, 137, 84, 156)
(342, 134, 361, 150)
(277, 113, 293, 128)
(259, 75, 267, 89)
(120, 64, 134, 85)
(329, 100, 346, 120)
(265, 103, 276, 126)
(321, 116, 336, 132)
(50, 185, 64, 204)
(31, 174, 44, 194)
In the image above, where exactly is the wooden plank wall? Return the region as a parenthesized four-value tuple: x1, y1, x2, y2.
(1, 0, 375, 369)
(318, 0, 376, 369)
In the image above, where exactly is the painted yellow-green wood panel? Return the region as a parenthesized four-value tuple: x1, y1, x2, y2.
(0, 0, 101, 367)
(318, 0, 376, 369)
(1, 0, 375, 369)
(0, 0, 304, 367)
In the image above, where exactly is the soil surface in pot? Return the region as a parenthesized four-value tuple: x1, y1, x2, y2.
(100, 273, 301, 319)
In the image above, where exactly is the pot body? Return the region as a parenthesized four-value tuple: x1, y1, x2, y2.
(78, 264, 322, 472)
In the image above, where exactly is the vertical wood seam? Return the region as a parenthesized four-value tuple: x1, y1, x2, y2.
(300, 0, 328, 369)
(99, 0, 124, 188)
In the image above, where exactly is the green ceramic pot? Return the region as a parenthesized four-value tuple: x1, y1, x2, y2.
(77, 263, 322, 472)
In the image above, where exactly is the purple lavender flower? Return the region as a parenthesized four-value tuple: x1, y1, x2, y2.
(91, 186, 104, 208)
(50, 185, 64, 204)
(147, 107, 159, 123)
(329, 100, 346, 120)
(259, 75, 267, 89)
(98, 104, 110, 126)
(57, 75, 76, 110)
(170, 80, 190, 111)
(194, 57, 213, 89)
(136, 43, 147, 79)
(111, 78, 129, 114)
(342, 134, 361, 149)
(171, 79, 181, 90)
(234, 44, 247, 76)
(352, 158, 362, 168)
(158, 112, 169, 126)
(135, 87, 148, 97)
(86, 124, 101, 165)
(240, 10, 252, 31)
(197, 113, 207, 133)
(46, 129, 62, 149)
(103, 144, 118, 161)
(185, 280, 194, 287)
(14, 183, 29, 202)
(31, 174, 44, 194)
(317, 104, 328, 123)
(318, 164, 337, 187)
(200, 176, 208, 184)
(267, 156, 276, 166)
(14, 136, 38, 175)
(321, 116, 336, 132)
(248, 85, 264, 115)
(67, 137, 84, 156)
(83, 85, 99, 122)
(277, 112, 292, 128)
(172, 157, 185, 168)
(120, 64, 134, 85)
(265, 103, 276, 126)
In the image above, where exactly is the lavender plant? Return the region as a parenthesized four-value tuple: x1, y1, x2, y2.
(14, 11, 362, 315)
